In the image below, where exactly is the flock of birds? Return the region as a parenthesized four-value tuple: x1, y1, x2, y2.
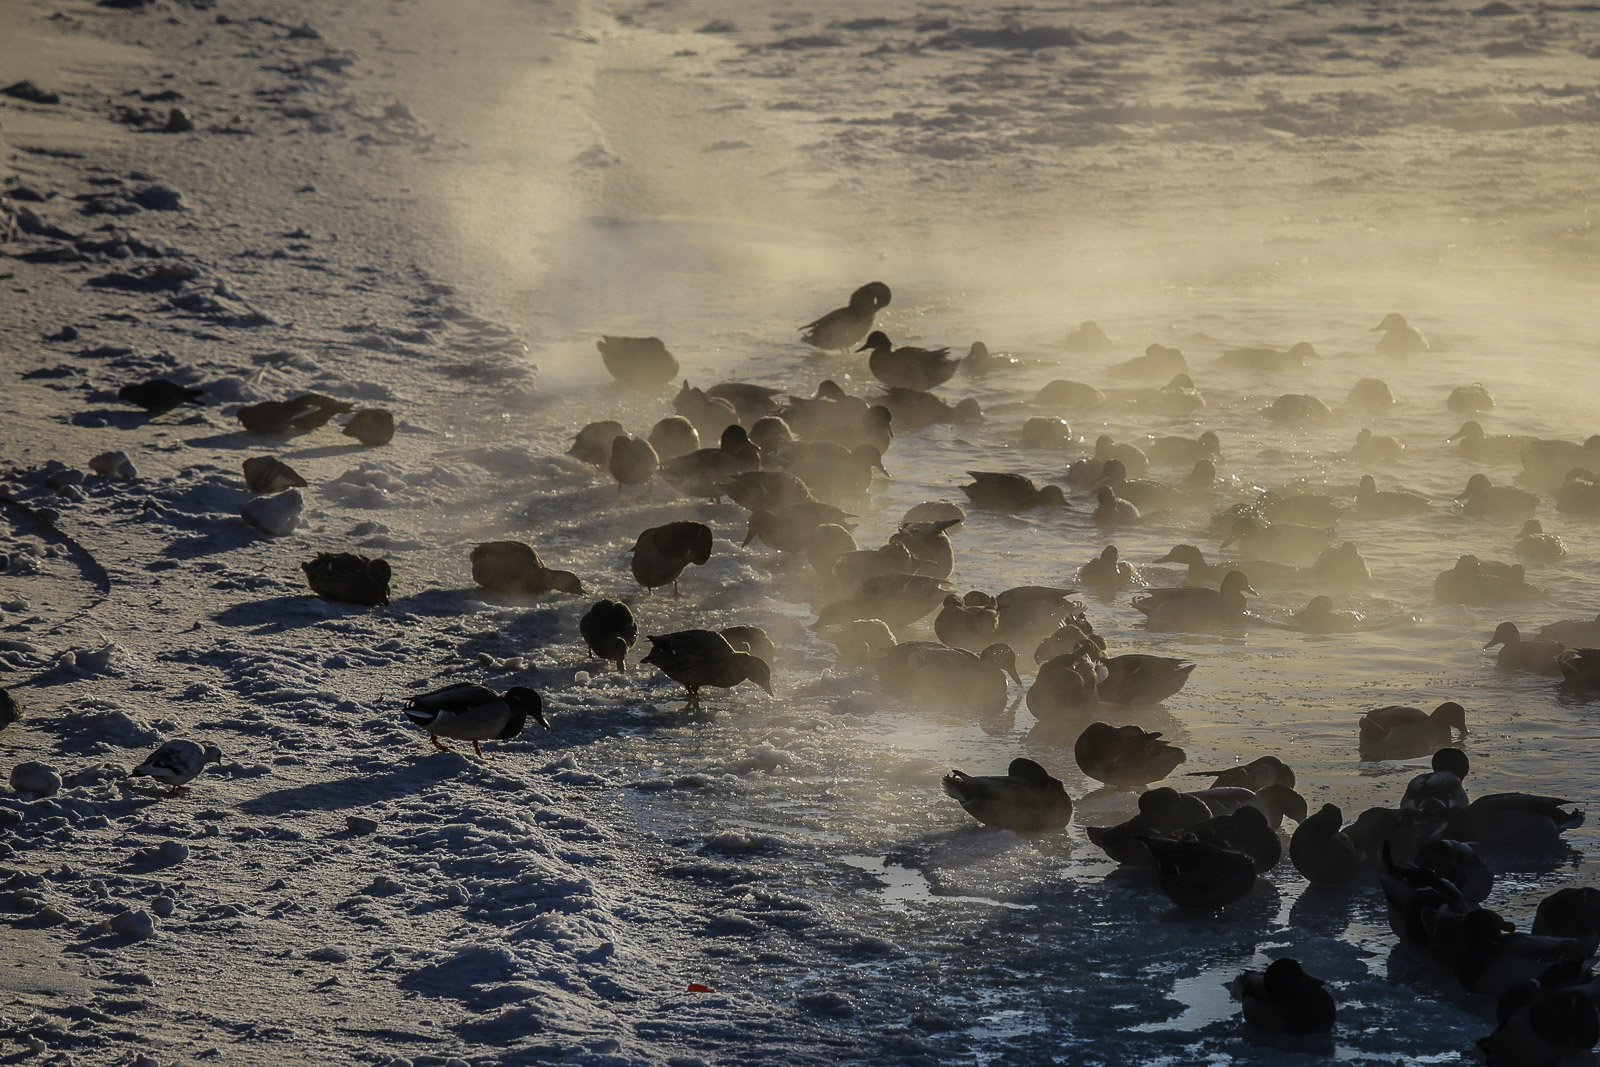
(98, 279, 1600, 1062)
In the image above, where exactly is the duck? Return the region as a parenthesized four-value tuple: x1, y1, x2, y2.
(1304, 542, 1371, 590)
(814, 573, 953, 630)
(1110, 342, 1187, 379)
(934, 594, 1000, 653)
(1255, 490, 1346, 528)
(1234, 959, 1336, 1035)
(631, 521, 713, 597)
(1025, 650, 1101, 722)
(874, 387, 982, 432)
(902, 500, 966, 526)
(1095, 655, 1196, 706)
(302, 552, 391, 605)
(597, 335, 678, 386)
(470, 541, 584, 596)
(942, 757, 1074, 833)
(1185, 756, 1295, 793)
(1415, 837, 1493, 906)
(568, 420, 627, 467)
(672, 380, 740, 438)
(1085, 787, 1212, 866)
(805, 524, 859, 573)
(1557, 648, 1600, 691)
(404, 683, 547, 755)
(608, 434, 659, 495)
(1515, 519, 1566, 562)
(1534, 888, 1600, 940)
(118, 377, 205, 413)
(1459, 473, 1539, 523)
(1151, 544, 1297, 588)
(1555, 469, 1600, 517)
(1134, 570, 1257, 632)
(1142, 836, 1258, 910)
(1434, 554, 1541, 605)
(1096, 460, 1190, 511)
(242, 456, 307, 494)
(1540, 614, 1600, 646)
(779, 442, 886, 499)
(1371, 313, 1428, 358)
(342, 409, 395, 446)
(719, 626, 775, 668)
(1093, 435, 1151, 477)
(780, 380, 869, 439)
(1345, 377, 1396, 411)
(642, 630, 773, 707)
(1035, 378, 1105, 411)
(830, 541, 920, 589)
(579, 599, 637, 671)
(1355, 474, 1430, 518)
(748, 415, 796, 453)
(237, 393, 353, 435)
(1063, 320, 1113, 351)
(1186, 783, 1307, 828)
(742, 502, 856, 554)
(1217, 341, 1320, 373)
(1032, 617, 1106, 665)
(1379, 840, 1472, 946)
(1186, 804, 1282, 873)
(1093, 485, 1141, 528)
(1484, 621, 1564, 675)
(959, 340, 1024, 377)
(799, 281, 891, 354)
(827, 618, 898, 665)
(1289, 803, 1364, 886)
(1221, 515, 1334, 565)
(1264, 393, 1333, 423)
(706, 382, 784, 423)
(1400, 748, 1471, 812)
(1468, 793, 1585, 851)
(985, 585, 1083, 647)
(1147, 373, 1206, 414)
(1078, 545, 1142, 590)
(1074, 721, 1186, 789)
(724, 470, 815, 514)
(1295, 596, 1364, 633)
(858, 331, 959, 391)
(131, 739, 223, 793)
(1449, 908, 1599, 1001)
(1143, 430, 1222, 468)
(1522, 436, 1600, 488)
(1021, 417, 1076, 449)
(647, 415, 700, 460)
(1349, 428, 1404, 464)
(1449, 420, 1533, 464)
(875, 641, 1021, 716)
(1478, 980, 1600, 1067)
(1448, 382, 1494, 413)
(660, 425, 759, 501)
(1358, 701, 1468, 761)
(961, 471, 1067, 511)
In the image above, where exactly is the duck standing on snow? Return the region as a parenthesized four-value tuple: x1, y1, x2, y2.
(132, 739, 223, 793)
(568, 420, 627, 467)
(302, 552, 391, 605)
(608, 434, 658, 496)
(942, 757, 1074, 833)
(642, 629, 774, 707)
(631, 521, 713, 597)
(858, 331, 959, 391)
(404, 683, 547, 756)
(800, 281, 892, 355)
(580, 599, 637, 671)
(597, 335, 678, 386)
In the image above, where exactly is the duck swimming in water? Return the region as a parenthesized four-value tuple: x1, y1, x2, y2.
(1484, 621, 1565, 675)
(1078, 545, 1143, 590)
(961, 471, 1067, 510)
(1447, 382, 1494, 413)
(859, 331, 959, 391)
(941, 757, 1074, 833)
(1434, 554, 1540, 606)
(1294, 595, 1364, 633)
(1371, 313, 1428, 358)
(800, 281, 892, 355)
(1358, 701, 1468, 760)
(1458, 473, 1538, 523)
(1217, 342, 1319, 374)
(1134, 570, 1257, 632)
(1515, 519, 1566, 561)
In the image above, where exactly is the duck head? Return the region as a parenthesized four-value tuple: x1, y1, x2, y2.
(1459, 473, 1494, 499)
(1372, 313, 1410, 332)
(742, 511, 775, 547)
(737, 652, 774, 695)
(1040, 484, 1068, 506)
(1154, 544, 1204, 567)
(1433, 701, 1469, 735)
(980, 643, 1023, 686)
(1448, 420, 1484, 442)
(1431, 747, 1470, 780)
(505, 687, 550, 729)
(852, 444, 889, 476)
(856, 330, 893, 354)
(1484, 621, 1522, 650)
(1219, 570, 1258, 596)
(850, 281, 892, 311)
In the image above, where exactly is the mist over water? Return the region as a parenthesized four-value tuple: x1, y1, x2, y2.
(398, 0, 1600, 1059)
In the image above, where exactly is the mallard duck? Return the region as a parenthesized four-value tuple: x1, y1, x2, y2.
(1522, 436, 1600, 488)
(1348, 805, 1451, 868)
(1221, 515, 1333, 565)
(1379, 840, 1471, 946)
(1448, 420, 1532, 464)
(719, 626, 775, 667)
(1026, 649, 1101, 721)
(875, 388, 981, 432)
(1035, 378, 1105, 410)
(1349, 428, 1404, 464)
(1400, 748, 1471, 812)
(1095, 655, 1195, 705)
(597, 335, 678, 386)
(1186, 783, 1307, 828)
(902, 500, 965, 525)
(1255, 490, 1346, 528)
(1142, 836, 1258, 910)
(1450, 908, 1599, 1000)
(1448, 382, 1494, 413)
(1234, 959, 1336, 1035)
(780, 379, 868, 437)
(985, 585, 1082, 648)
(1149, 372, 1206, 414)
(805, 524, 859, 574)
(1557, 648, 1600, 690)
(1074, 721, 1185, 789)
(942, 757, 1074, 832)
(1515, 519, 1566, 562)
(1359, 701, 1468, 760)
(859, 331, 959, 391)
(1063, 320, 1113, 350)
(961, 471, 1066, 510)
(631, 521, 713, 597)
(799, 281, 891, 354)
(934, 594, 1000, 653)
(1264, 393, 1333, 423)
(1032, 616, 1106, 665)
(1305, 542, 1371, 589)
(889, 519, 960, 580)
(959, 340, 1024, 377)
(642, 630, 773, 706)
(569, 420, 627, 466)
(1078, 545, 1142, 590)
(1459, 474, 1539, 523)
(673, 381, 740, 438)
(1345, 377, 1396, 411)
(238, 393, 352, 435)
(1479, 981, 1600, 1067)
(1093, 485, 1140, 528)
(1134, 570, 1256, 632)
(748, 414, 796, 453)
(1185, 755, 1295, 792)
(342, 408, 395, 446)
(242, 456, 307, 494)
(1371, 312, 1428, 358)
(1484, 621, 1564, 675)
(1534, 888, 1600, 940)
(1541, 614, 1600, 646)
(660, 425, 759, 500)
(608, 434, 659, 495)
(1151, 544, 1296, 588)
(1289, 803, 1363, 885)
(1355, 474, 1430, 518)
(119, 377, 205, 413)
(706, 382, 784, 423)
(725, 470, 814, 514)
(470, 541, 584, 595)
(779, 442, 886, 498)
(1217, 342, 1319, 373)
(1555, 469, 1600, 517)
(1085, 787, 1211, 866)
(647, 415, 700, 460)
(830, 541, 919, 589)
(742, 502, 856, 554)
(405, 683, 547, 755)
(827, 618, 898, 665)
(1295, 596, 1363, 633)
(1110, 342, 1187, 379)
(1144, 430, 1222, 468)
(1096, 460, 1191, 511)
(302, 552, 391, 605)
(1188, 804, 1281, 873)
(813, 573, 953, 629)
(1021, 417, 1076, 449)
(580, 599, 637, 671)
(1468, 793, 1585, 851)
(131, 739, 223, 793)
(875, 641, 1020, 716)
(1434, 554, 1540, 605)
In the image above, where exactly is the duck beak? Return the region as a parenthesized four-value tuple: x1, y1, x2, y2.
(741, 526, 757, 547)
(1219, 535, 1237, 549)
(1152, 550, 1179, 563)
(534, 708, 551, 729)
(855, 339, 872, 353)
(1368, 323, 1384, 332)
